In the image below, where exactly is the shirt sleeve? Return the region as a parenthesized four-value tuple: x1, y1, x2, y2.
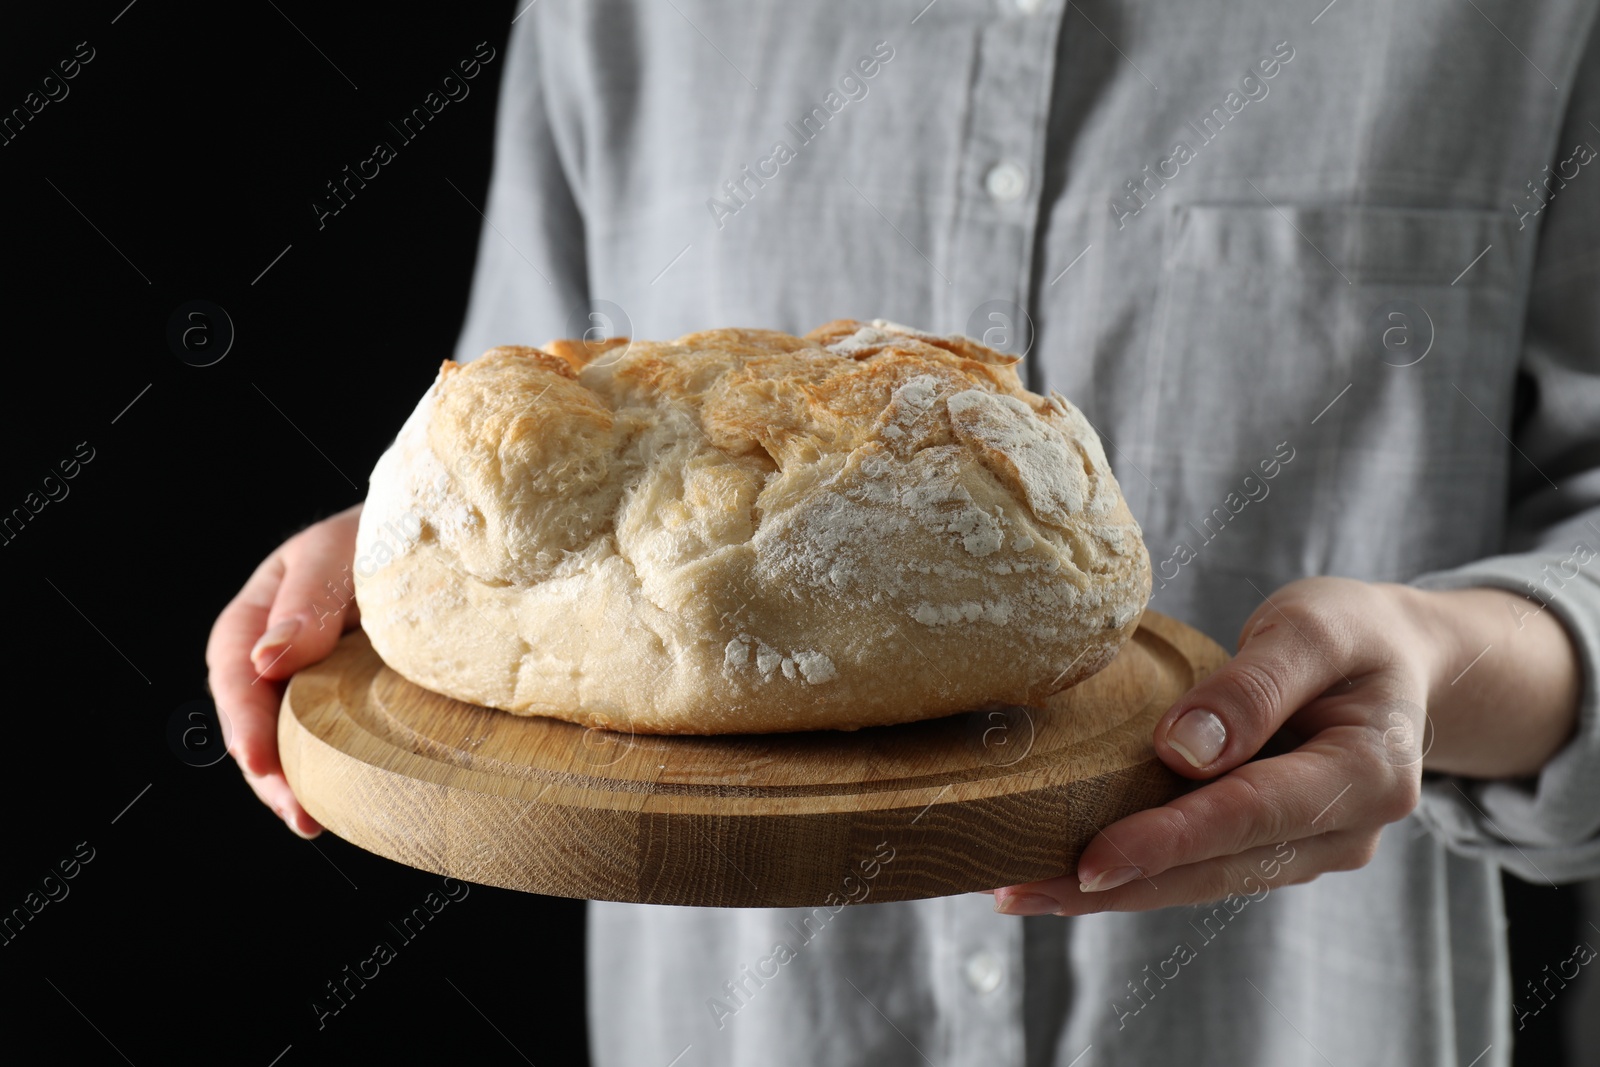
(453, 9, 588, 363)
(1407, 23, 1600, 884)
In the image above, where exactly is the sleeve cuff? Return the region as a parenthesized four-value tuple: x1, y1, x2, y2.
(1408, 549, 1600, 882)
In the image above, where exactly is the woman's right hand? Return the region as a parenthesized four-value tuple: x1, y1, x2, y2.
(205, 504, 364, 837)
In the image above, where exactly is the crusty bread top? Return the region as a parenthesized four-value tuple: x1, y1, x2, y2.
(355, 319, 1150, 733)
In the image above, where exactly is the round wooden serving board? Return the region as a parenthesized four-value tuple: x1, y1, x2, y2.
(280, 611, 1227, 908)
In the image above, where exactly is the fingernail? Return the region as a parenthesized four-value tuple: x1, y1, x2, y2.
(276, 805, 316, 839)
(1167, 708, 1227, 768)
(994, 891, 1061, 916)
(251, 618, 302, 664)
(1079, 866, 1140, 893)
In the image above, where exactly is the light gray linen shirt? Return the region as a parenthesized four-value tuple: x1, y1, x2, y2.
(452, 3, 1600, 1064)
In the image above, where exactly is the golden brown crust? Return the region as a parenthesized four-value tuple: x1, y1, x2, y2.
(354, 319, 1151, 734)
(537, 336, 627, 373)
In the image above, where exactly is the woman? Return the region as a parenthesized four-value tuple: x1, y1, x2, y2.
(209, 3, 1600, 1063)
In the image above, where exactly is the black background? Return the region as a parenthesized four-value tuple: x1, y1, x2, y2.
(0, 3, 1583, 1066)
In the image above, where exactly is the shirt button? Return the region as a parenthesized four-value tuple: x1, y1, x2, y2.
(963, 948, 1005, 994)
(985, 161, 1028, 203)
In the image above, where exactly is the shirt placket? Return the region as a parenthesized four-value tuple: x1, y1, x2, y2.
(939, 0, 1066, 402)
(928, 893, 1028, 1066)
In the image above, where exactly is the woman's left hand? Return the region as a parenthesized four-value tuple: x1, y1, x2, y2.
(991, 576, 1581, 916)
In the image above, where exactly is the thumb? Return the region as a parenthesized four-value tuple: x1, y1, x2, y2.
(250, 508, 361, 681)
(1155, 608, 1349, 778)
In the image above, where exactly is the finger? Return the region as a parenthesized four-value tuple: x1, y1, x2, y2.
(1070, 729, 1416, 887)
(253, 504, 362, 682)
(1155, 598, 1358, 778)
(206, 553, 288, 779)
(995, 830, 1377, 917)
(207, 560, 323, 837)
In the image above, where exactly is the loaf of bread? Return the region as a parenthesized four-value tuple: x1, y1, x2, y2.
(353, 319, 1151, 734)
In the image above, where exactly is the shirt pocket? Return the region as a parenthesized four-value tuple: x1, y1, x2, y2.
(1135, 202, 1526, 583)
